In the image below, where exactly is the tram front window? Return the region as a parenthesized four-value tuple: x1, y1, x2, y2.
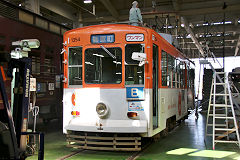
(68, 47, 82, 85)
(85, 47, 122, 84)
(125, 44, 144, 85)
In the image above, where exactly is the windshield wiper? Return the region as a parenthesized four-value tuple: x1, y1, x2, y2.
(100, 45, 116, 59)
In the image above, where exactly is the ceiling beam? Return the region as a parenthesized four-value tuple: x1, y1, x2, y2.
(172, 0, 180, 11)
(180, 41, 236, 48)
(179, 4, 240, 16)
(234, 35, 240, 56)
(180, 39, 237, 44)
(181, 16, 205, 57)
(40, 0, 77, 21)
(82, 15, 128, 23)
(99, 0, 119, 20)
(182, 47, 234, 49)
(186, 13, 239, 24)
(183, 48, 235, 58)
(158, 24, 239, 35)
(178, 35, 239, 43)
(181, 0, 238, 10)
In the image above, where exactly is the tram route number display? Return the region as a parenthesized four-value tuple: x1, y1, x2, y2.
(126, 34, 144, 42)
(126, 87, 144, 100)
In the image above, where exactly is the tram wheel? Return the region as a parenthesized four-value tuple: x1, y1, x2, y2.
(160, 128, 168, 137)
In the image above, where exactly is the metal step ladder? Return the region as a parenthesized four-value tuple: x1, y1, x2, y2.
(205, 71, 240, 149)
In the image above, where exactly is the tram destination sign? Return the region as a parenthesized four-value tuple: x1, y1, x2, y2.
(91, 34, 115, 44)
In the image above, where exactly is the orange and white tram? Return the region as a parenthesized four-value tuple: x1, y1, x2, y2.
(62, 24, 194, 151)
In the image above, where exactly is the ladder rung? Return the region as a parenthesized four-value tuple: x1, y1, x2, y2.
(214, 128, 237, 131)
(207, 124, 227, 127)
(215, 117, 234, 119)
(215, 94, 229, 96)
(206, 133, 228, 137)
(210, 104, 232, 107)
(215, 72, 225, 74)
(209, 114, 227, 117)
(215, 83, 226, 85)
(214, 140, 239, 143)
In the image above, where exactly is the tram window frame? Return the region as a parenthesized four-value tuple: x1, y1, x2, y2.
(161, 51, 177, 88)
(188, 66, 195, 89)
(177, 61, 185, 88)
(182, 62, 186, 88)
(125, 44, 145, 85)
(187, 64, 191, 89)
(175, 59, 181, 88)
(167, 54, 175, 88)
(84, 47, 122, 84)
(68, 47, 83, 86)
(171, 56, 176, 88)
(161, 50, 167, 87)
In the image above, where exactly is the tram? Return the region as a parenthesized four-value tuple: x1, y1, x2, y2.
(62, 24, 194, 151)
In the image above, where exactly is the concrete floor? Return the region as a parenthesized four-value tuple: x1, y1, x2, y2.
(27, 112, 240, 160)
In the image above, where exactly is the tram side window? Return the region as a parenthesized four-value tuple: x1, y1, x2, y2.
(125, 44, 144, 85)
(187, 65, 194, 89)
(167, 54, 175, 88)
(171, 56, 176, 88)
(189, 68, 195, 89)
(161, 51, 175, 88)
(182, 63, 186, 88)
(161, 51, 167, 86)
(187, 65, 190, 88)
(68, 47, 82, 85)
(178, 61, 185, 88)
(175, 59, 181, 88)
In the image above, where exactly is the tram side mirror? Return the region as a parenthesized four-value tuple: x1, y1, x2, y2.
(131, 52, 147, 66)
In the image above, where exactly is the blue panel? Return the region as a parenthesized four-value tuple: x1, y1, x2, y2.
(91, 34, 115, 44)
(37, 83, 41, 92)
(126, 87, 144, 100)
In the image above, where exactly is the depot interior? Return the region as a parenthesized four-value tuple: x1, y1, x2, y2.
(0, 0, 240, 159)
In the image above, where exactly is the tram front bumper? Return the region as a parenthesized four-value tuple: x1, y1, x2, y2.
(64, 119, 148, 133)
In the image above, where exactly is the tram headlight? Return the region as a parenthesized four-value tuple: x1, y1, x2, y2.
(96, 103, 109, 118)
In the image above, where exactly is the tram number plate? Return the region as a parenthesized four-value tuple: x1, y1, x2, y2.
(128, 101, 144, 111)
(126, 34, 144, 42)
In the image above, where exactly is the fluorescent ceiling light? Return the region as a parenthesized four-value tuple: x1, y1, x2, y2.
(84, 0, 92, 3)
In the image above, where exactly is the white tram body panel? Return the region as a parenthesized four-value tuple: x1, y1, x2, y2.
(63, 87, 188, 137)
(63, 88, 149, 133)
